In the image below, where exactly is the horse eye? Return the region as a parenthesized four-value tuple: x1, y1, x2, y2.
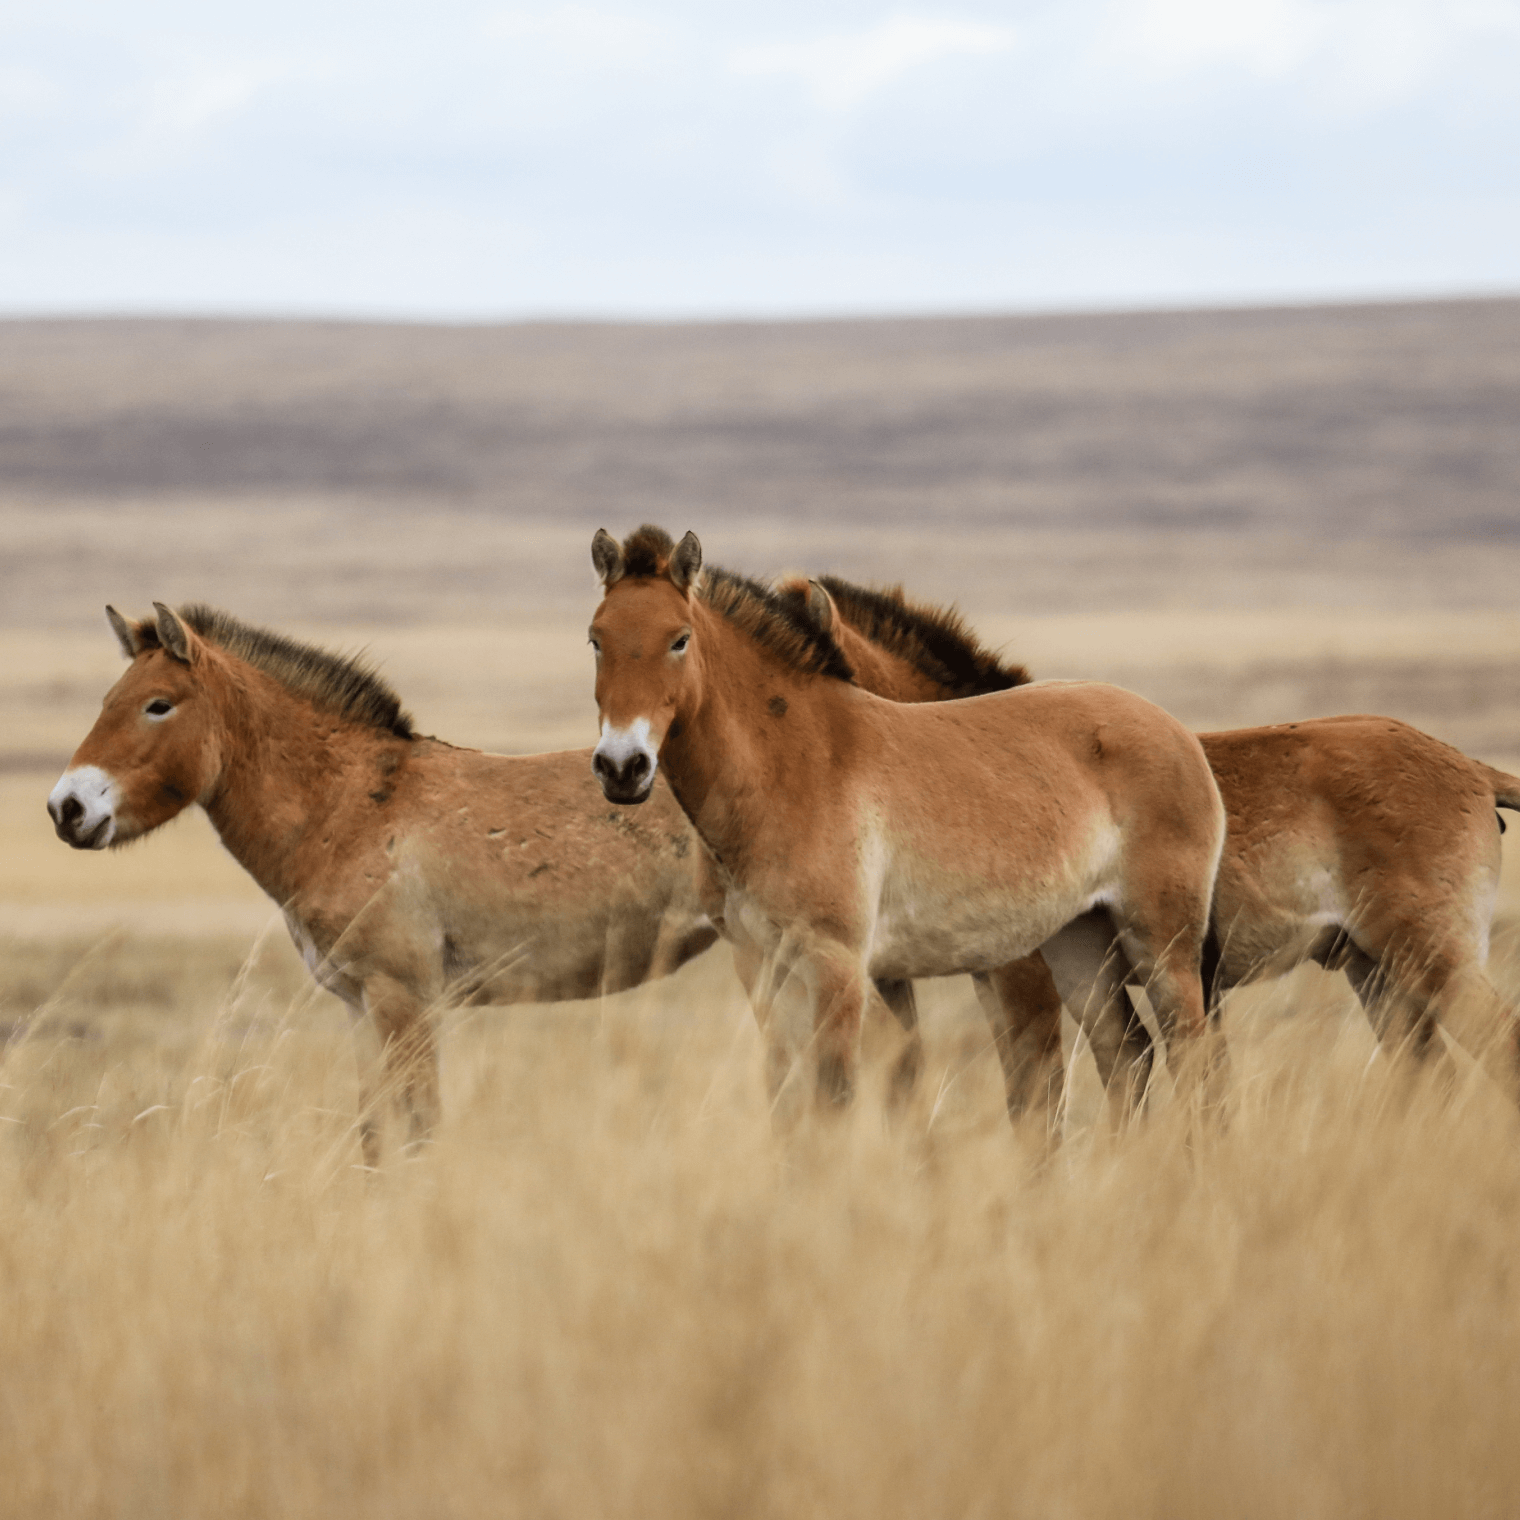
(144, 699, 174, 718)
(671, 634, 690, 654)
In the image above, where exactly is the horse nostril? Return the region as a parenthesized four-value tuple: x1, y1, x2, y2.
(56, 795, 83, 829)
(593, 748, 652, 796)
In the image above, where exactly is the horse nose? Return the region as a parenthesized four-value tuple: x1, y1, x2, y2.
(48, 767, 118, 849)
(50, 793, 83, 838)
(593, 748, 652, 798)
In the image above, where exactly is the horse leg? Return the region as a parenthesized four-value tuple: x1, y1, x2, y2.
(362, 974, 440, 1153)
(1040, 913, 1152, 1131)
(1313, 934, 1452, 1088)
(971, 954, 1066, 1139)
(1355, 933, 1519, 1104)
(1113, 899, 1225, 1125)
(1089, 992, 1156, 1124)
(1430, 968, 1520, 1106)
(346, 1000, 387, 1168)
(728, 926, 813, 1114)
(801, 947, 879, 1110)
(874, 978, 924, 1109)
(1200, 925, 1229, 1021)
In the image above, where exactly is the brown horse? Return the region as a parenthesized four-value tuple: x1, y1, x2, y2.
(586, 526, 1228, 1116)
(795, 573, 1520, 1112)
(48, 604, 717, 1161)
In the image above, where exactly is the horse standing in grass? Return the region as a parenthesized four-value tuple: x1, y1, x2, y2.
(794, 574, 1520, 1114)
(586, 526, 1228, 1118)
(49, 604, 717, 1162)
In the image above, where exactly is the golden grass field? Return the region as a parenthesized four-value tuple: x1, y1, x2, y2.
(3, 306, 1520, 1516)
(4, 600, 1520, 1518)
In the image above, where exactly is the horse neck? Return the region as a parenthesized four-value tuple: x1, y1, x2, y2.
(199, 658, 395, 907)
(661, 601, 850, 862)
(831, 623, 946, 703)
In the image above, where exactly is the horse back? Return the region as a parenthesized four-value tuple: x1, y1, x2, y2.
(1200, 716, 1505, 958)
(851, 678, 1220, 827)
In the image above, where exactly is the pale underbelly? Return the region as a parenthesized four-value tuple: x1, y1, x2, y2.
(866, 830, 1118, 980)
(866, 887, 1097, 980)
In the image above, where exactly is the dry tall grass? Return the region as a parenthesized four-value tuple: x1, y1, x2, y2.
(2, 921, 1519, 1520)
(7, 305, 1520, 1515)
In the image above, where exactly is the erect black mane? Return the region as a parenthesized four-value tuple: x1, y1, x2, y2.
(817, 576, 1029, 698)
(613, 525, 856, 683)
(137, 605, 415, 739)
(620, 524, 677, 579)
(702, 566, 856, 682)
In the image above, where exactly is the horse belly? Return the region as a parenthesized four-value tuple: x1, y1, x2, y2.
(868, 841, 1114, 981)
(1213, 829, 1351, 976)
(400, 800, 713, 1002)
(439, 898, 706, 1004)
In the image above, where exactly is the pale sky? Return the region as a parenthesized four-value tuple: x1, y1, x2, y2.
(3, 0, 1519, 317)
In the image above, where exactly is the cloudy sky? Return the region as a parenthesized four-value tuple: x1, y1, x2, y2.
(3, 0, 1519, 317)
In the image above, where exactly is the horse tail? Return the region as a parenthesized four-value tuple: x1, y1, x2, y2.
(1483, 764, 1520, 828)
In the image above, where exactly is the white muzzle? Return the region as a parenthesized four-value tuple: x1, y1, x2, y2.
(48, 765, 119, 849)
(592, 719, 659, 803)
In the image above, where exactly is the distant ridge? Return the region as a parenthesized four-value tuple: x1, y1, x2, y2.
(2, 298, 1517, 539)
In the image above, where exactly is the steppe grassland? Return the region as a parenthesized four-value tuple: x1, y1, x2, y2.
(5, 596, 1520, 1517)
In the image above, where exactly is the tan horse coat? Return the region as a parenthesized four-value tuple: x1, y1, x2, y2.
(587, 527, 1228, 1113)
(48, 604, 715, 1160)
(800, 575, 1520, 1110)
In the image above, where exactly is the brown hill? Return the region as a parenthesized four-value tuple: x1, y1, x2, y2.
(3, 300, 1517, 538)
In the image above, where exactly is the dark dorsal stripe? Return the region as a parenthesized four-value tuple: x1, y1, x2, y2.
(817, 576, 1029, 698)
(615, 525, 856, 683)
(135, 605, 415, 739)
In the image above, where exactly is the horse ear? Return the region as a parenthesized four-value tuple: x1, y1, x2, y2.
(669, 531, 702, 593)
(151, 603, 194, 664)
(805, 580, 834, 634)
(105, 606, 142, 659)
(592, 529, 625, 587)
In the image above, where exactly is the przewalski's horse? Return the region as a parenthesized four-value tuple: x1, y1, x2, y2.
(48, 604, 717, 1161)
(767, 575, 1078, 1124)
(793, 574, 1520, 1111)
(586, 526, 1228, 1118)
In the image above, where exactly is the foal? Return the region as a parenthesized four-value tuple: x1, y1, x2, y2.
(799, 574, 1520, 1110)
(587, 526, 1228, 1115)
(49, 604, 716, 1160)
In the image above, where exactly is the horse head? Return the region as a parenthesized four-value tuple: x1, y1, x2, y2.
(48, 604, 222, 849)
(588, 525, 703, 805)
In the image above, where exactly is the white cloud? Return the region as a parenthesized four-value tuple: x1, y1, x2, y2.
(483, 4, 671, 65)
(731, 14, 1018, 112)
(1100, 0, 1520, 111)
(0, 64, 60, 120)
(87, 59, 298, 177)
(147, 65, 278, 133)
(0, 0, 1518, 314)
(1113, 0, 1325, 80)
